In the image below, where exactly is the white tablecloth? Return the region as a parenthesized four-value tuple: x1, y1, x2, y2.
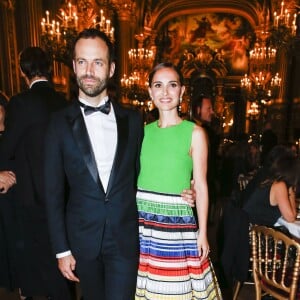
(276, 217, 300, 239)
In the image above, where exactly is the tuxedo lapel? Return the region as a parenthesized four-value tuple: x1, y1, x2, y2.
(67, 103, 103, 190)
(106, 102, 128, 195)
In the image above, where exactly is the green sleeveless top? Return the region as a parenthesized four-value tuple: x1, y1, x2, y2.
(137, 120, 194, 194)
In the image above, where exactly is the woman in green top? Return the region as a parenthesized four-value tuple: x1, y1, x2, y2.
(135, 63, 221, 299)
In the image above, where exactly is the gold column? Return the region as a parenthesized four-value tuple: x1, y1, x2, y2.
(111, 1, 136, 83)
(18, 0, 43, 47)
(276, 46, 289, 103)
(0, 0, 19, 97)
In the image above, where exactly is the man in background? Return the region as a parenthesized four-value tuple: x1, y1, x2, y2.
(0, 46, 71, 299)
(260, 120, 278, 165)
(192, 95, 220, 223)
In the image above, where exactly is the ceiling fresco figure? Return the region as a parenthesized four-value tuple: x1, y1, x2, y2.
(189, 16, 212, 42)
(159, 13, 254, 75)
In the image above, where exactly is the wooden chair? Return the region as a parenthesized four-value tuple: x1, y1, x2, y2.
(251, 225, 300, 300)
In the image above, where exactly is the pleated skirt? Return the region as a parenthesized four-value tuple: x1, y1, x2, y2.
(135, 189, 222, 300)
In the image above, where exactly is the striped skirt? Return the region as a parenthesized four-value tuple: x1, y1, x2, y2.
(135, 189, 222, 300)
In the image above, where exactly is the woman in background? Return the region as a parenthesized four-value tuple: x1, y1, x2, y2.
(243, 145, 299, 226)
(135, 63, 221, 299)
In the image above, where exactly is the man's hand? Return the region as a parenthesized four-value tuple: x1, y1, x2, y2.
(58, 254, 80, 282)
(0, 171, 16, 193)
(181, 179, 196, 207)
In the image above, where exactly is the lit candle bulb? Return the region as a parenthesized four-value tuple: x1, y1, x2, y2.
(56, 28, 60, 41)
(41, 19, 45, 32)
(46, 10, 50, 24)
(276, 15, 279, 27)
(75, 15, 78, 29)
(110, 27, 114, 40)
(286, 13, 290, 26)
(280, 1, 284, 17)
(68, 2, 72, 18)
(106, 20, 110, 33)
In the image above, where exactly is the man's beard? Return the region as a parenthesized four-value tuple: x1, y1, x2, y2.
(77, 75, 108, 97)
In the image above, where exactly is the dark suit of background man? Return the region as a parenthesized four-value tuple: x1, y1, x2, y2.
(192, 95, 220, 222)
(44, 29, 143, 300)
(0, 47, 71, 299)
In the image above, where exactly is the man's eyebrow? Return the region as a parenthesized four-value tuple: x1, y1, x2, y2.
(75, 58, 105, 61)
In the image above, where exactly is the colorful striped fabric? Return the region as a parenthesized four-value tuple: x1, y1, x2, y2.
(135, 189, 222, 300)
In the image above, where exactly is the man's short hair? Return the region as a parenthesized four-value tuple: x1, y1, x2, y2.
(19, 47, 51, 80)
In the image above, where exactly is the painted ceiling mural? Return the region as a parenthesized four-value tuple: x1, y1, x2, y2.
(158, 13, 255, 75)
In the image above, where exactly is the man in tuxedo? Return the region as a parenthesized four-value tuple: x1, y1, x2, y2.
(44, 29, 144, 300)
(0, 47, 71, 299)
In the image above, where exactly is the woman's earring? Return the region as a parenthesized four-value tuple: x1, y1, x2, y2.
(178, 97, 182, 113)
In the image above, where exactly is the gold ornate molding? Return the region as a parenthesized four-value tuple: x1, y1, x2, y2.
(0, 0, 19, 97)
(0, 0, 15, 10)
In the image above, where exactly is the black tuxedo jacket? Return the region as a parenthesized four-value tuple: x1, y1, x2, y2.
(0, 81, 67, 203)
(44, 99, 143, 260)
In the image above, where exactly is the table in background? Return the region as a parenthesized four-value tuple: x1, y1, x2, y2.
(276, 217, 300, 239)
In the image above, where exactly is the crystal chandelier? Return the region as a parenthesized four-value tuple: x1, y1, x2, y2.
(241, 23, 281, 103)
(41, 1, 115, 67)
(249, 43, 276, 62)
(247, 102, 260, 118)
(121, 33, 154, 104)
(273, 1, 298, 35)
(128, 34, 154, 69)
(241, 71, 281, 103)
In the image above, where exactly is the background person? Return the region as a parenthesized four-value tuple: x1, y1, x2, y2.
(0, 91, 18, 292)
(243, 145, 299, 227)
(0, 46, 70, 300)
(192, 95, 220, 223)
(0, 91, 8, 136)
(0, 92, 16, 194)
(260, 120, 278, 165)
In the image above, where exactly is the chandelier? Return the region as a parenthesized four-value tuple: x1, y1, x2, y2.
(273, 1, 298, 35)
(247, 101, 260, 118)
(241, 71, 281, 102)
(249, 42, 276, 62)
(41, 1, 115, 67)
(121, 33, 154, 105)
(241, 22, 282, 103)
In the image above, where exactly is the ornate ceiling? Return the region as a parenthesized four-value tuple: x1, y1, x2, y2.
(147, 0, 262, 30)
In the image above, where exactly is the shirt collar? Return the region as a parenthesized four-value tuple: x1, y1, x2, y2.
(29, 79, 48, 89)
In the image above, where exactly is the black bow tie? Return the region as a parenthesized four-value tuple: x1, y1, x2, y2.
(78, 100, 111, 115)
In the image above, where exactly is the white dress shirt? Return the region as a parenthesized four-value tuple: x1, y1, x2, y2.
(79, 96, 117, 192)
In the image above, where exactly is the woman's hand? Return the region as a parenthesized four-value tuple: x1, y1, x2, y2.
(197, 233, 210, 264)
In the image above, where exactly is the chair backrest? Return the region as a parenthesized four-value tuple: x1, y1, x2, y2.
(251, 225, 300, 300)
